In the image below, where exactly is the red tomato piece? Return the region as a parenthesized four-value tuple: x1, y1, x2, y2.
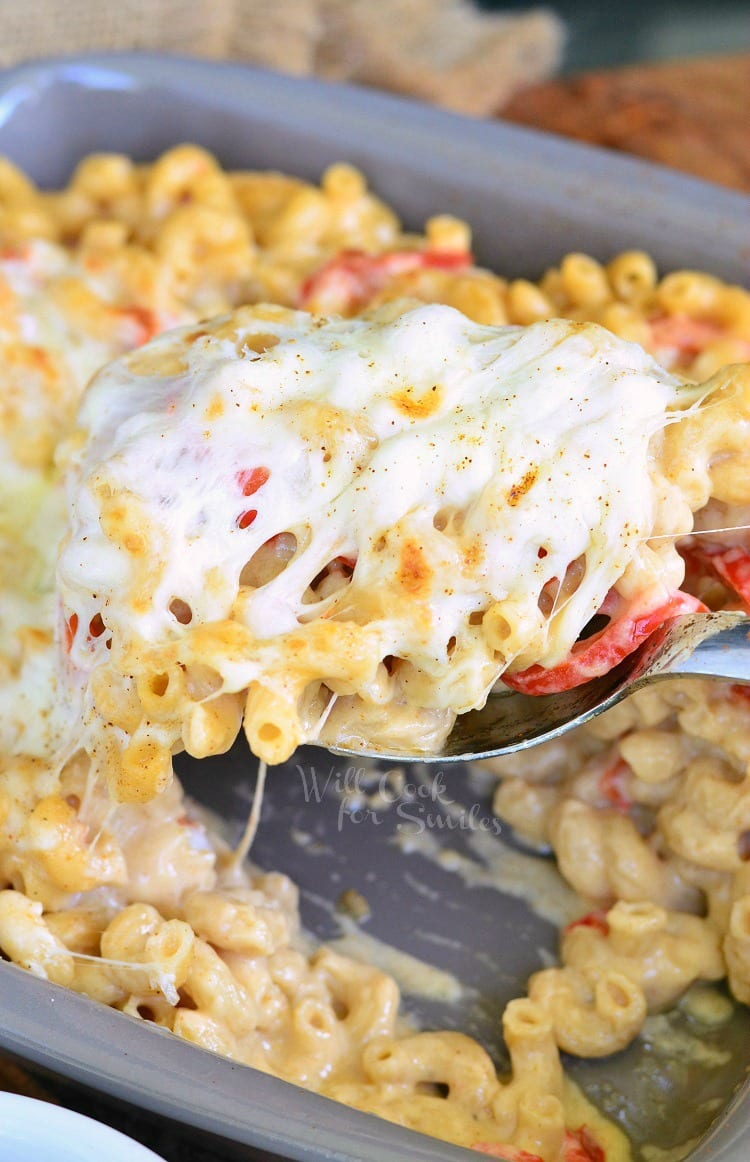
(564, 1127, 605, 1162)
(684, 543, 750, 611)
(299, 248, 473, 313)
(235, 467, 270, 528)
(598, 756, 632, 811)
(0, 244, 29, 261)
(237, 467, 270, 497)
(117, 305, 161, 346)
(63, 612, 79, 653)
(564, 910, 610, 938)
(505, 589, 706, 696)
(237, 509, 258, 530)
(649, 314, 729, 359)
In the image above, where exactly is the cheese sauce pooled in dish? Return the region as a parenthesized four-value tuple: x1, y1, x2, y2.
(57, 302, 697, 800)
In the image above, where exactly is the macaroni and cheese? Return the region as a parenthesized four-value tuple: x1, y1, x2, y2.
(56, 303, 713, 792)
(0, 144, 749, 1162)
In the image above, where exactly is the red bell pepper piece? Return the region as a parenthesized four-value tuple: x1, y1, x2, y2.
(505, 590, 706, 696)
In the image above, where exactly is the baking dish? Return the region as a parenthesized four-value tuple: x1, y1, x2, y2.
(0, 53, 748, 1162)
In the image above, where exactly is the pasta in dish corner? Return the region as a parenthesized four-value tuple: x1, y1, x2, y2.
(0, 143, 749, 1162)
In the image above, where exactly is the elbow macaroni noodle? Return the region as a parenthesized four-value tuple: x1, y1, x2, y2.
(0, 144, 749, 1161)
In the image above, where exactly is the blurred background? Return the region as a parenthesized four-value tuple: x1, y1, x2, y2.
(482, 0, 750, 71)
(0, 0, 748, 195)
(0, 0, 743, 188)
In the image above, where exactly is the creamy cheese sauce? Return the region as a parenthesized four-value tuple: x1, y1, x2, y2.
(328, 914, 466, 1003)
(394, 814, 583, 928)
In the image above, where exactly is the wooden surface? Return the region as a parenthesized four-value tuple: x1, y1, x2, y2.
(501, 52, 750, 193)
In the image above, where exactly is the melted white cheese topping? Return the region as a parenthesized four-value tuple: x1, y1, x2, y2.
(58, 303, 687, 765)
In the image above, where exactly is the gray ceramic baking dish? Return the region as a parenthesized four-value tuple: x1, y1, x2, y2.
(0, 54, 748, 1162)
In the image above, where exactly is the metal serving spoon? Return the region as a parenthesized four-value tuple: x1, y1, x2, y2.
(322, 610, 750, 763)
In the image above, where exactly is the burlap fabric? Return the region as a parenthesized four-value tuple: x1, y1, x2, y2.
(0, 0, 564, 115)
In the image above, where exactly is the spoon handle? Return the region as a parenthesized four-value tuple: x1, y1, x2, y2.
(634, 610, 750, 684)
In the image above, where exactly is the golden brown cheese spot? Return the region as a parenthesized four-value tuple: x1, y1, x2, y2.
(204, 393, 225, 421)
(96, 500, 129, 544)
(288, 401, 378, 471)
(126, 344, 189, 378)
(234, 303, 294, 328)
(240, 332, 281, 356)
(27, 345, 53, 374)
(200, 316, 243, 344)
(391, 383, 443, 420)
(397, 539, 433, 596)
(124, 532, 146, 556)
(506, 467, 538, 507)
(462, 537, 485, 573)
(132, 592, 156, 617)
